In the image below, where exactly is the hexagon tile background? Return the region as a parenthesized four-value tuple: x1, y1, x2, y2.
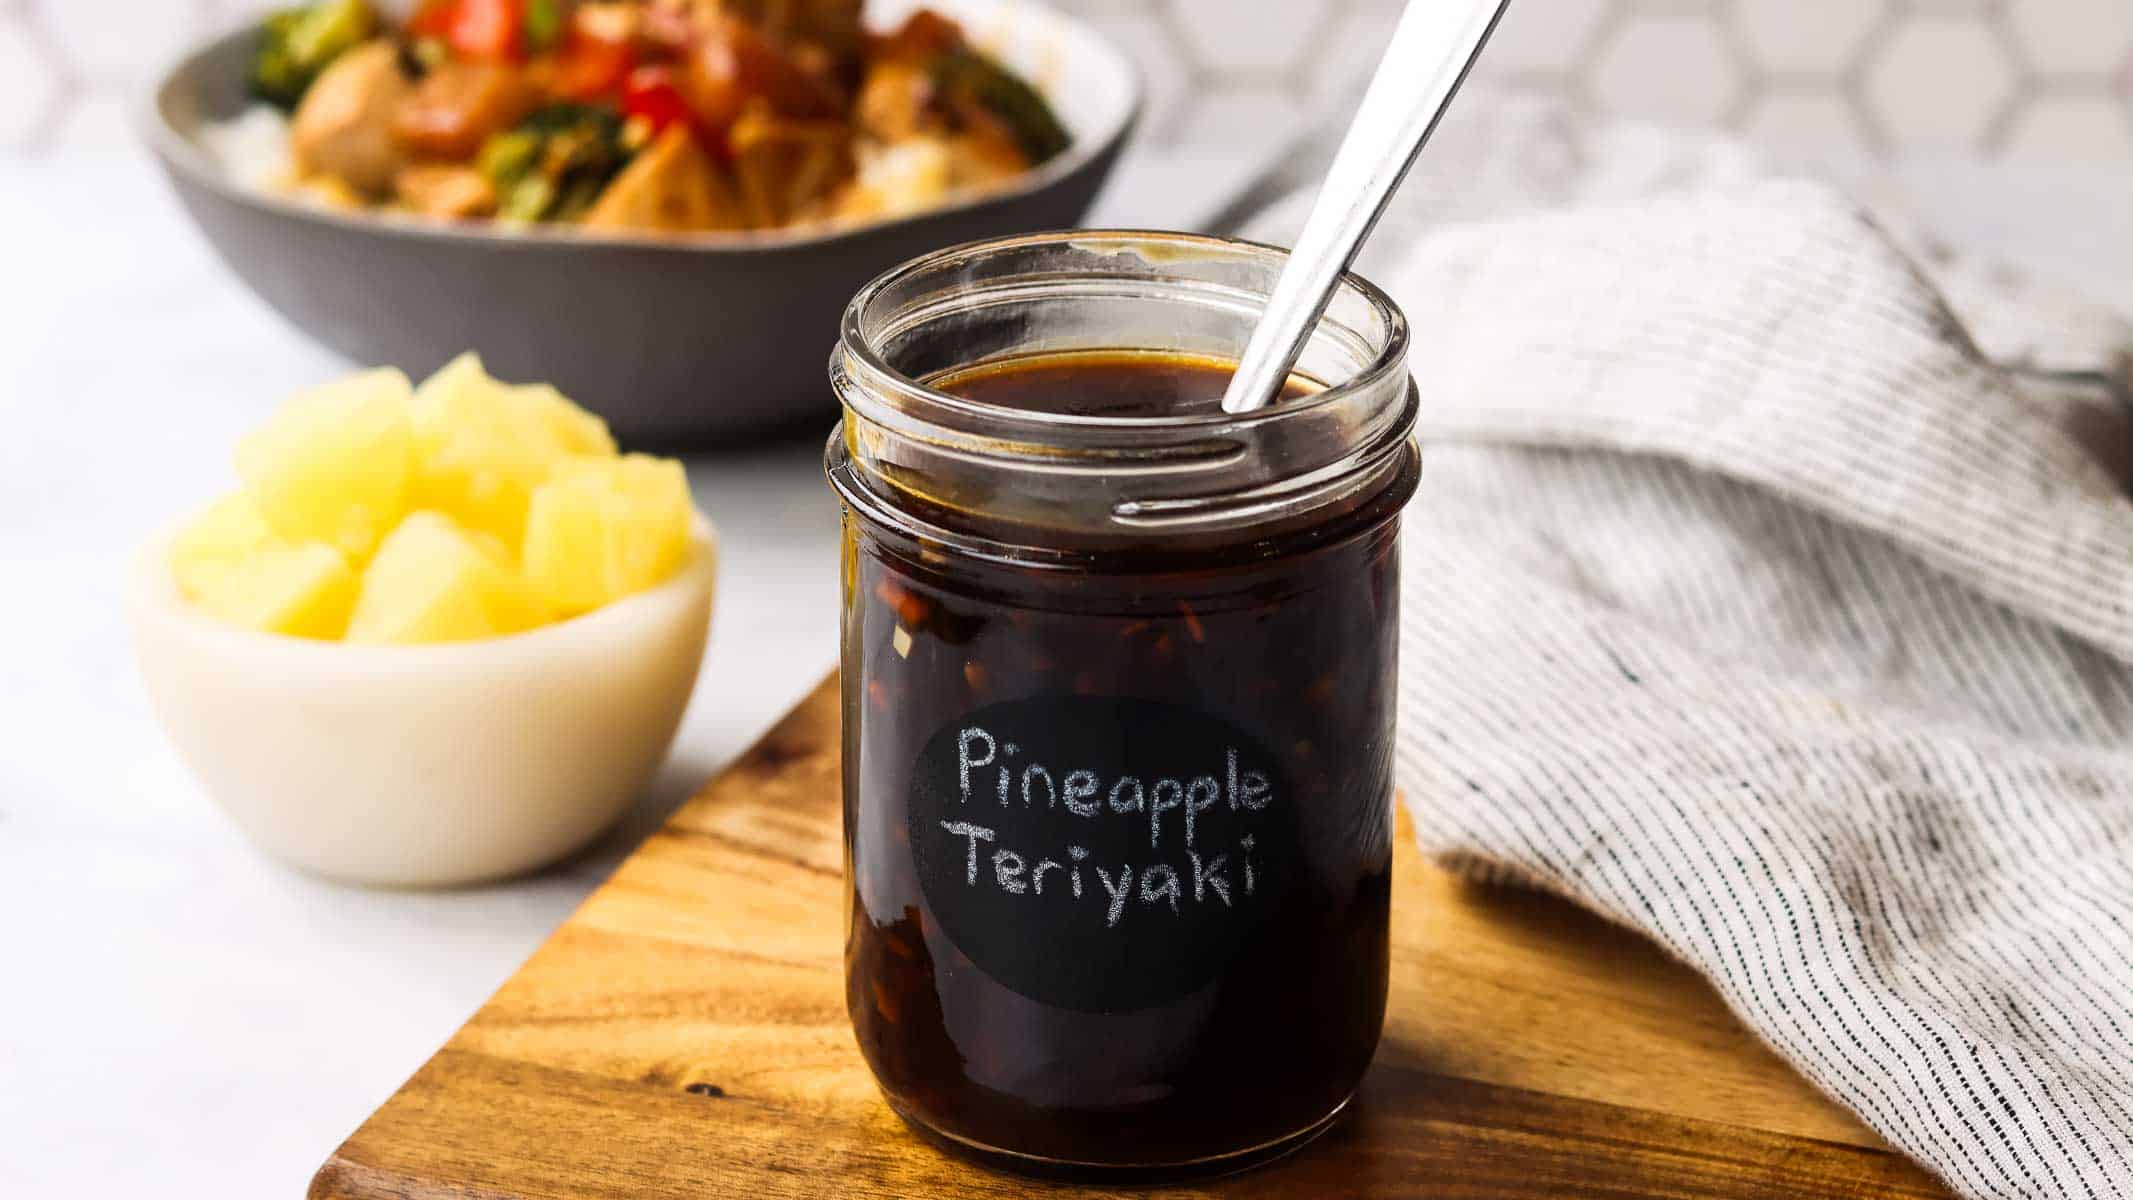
(6, 0, 2132, 170)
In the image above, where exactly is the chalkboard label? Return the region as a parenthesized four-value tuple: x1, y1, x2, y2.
(907, 695, 1293, 1013)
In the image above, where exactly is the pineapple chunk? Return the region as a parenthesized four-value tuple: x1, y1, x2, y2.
(513, 381, 617, 459)
(523, 454, 694, 617)
(408, 354, 617, 548)
(346, 511, 548, 644)
(190, 542, 359, 640)
(235, 367, 414, 561)
(170, 492, 276, 602)
(181, 359, 675, 641)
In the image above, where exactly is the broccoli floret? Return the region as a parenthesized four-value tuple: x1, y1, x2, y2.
(477, 105, 635, 223)
(251, 0, 378, 109)
(523, 0, 564, 54)
(935, 50, 1071, 165)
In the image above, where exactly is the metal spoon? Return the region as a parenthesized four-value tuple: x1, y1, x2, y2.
(1219, 0, 1511, 415)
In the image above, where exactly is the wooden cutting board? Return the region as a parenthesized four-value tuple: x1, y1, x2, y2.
(310, 675, 1953, 1199)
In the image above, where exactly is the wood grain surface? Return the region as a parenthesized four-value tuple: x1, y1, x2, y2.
(311, 675, 1954, 1199)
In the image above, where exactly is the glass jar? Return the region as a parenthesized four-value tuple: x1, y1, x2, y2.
(825, 231, 1418, 1180)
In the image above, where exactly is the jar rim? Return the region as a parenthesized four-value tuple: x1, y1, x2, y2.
(829, 229, 1417, 557)
(835, 229, 1411, 440)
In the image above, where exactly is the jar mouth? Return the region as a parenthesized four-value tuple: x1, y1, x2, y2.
(836, 230, 1408, 437)
(829, 230, 1417, 554)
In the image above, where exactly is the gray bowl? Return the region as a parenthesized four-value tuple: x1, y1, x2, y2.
(145, 0, 1138, 444)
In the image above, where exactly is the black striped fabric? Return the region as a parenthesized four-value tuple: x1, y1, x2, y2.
(1386, 182, 2133, 1198)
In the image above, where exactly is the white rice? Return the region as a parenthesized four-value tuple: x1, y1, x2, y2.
(200, 105, 295, 190)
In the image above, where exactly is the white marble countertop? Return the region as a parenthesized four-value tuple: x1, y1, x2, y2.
(0, 145, 1265, 1196)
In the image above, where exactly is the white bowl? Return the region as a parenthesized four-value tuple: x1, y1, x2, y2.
(128, 517, 717, 887)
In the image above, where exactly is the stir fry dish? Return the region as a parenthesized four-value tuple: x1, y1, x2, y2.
(248, 0, 1071, 233)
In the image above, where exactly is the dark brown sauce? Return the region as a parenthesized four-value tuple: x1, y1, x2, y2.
(931, 351, 1317, 419)
(841, 351, 1403, 1177)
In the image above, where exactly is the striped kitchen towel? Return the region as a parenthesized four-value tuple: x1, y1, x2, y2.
(1369, 173, 2133, 1198)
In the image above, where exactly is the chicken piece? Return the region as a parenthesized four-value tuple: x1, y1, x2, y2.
(833, 128, 1024, 225)
(580, 125, 745, 233)
(851, 58, 934, 143)
(833, 136, 951, 223)
(869, 9, 966, 63)
(394, 164, 497, 219)
(572, 1, 643, 43)
(724, 0, 865, 67)
(289, 39, 412, 197)
(942, 106, 1034, 188)
(392, 59, 539, 161)
(653, 0, 862, 60)
(286, 171, 368, 210)
(680, 14, 843, 140)
(727, 103, 854, 228)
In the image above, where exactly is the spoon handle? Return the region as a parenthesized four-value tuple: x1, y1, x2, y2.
(1219, 0, 1511, 415)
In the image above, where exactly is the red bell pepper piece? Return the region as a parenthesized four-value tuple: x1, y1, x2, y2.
(452, 0, 525, 59)
(405, 0, 456, 39)
(623, 65, 694, 135)
(553, 24, 636, 100)
(409, 0, 525, 60)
